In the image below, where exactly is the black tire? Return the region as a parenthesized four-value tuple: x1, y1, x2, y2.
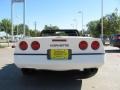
(21, 68, 35, 75)
(73, 68, 98, 79)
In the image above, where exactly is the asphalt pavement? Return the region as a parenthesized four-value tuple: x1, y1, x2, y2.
(0, 46, 120, 90)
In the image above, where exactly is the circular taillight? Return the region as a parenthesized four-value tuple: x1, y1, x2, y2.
(79, 41, 88, 50)
(19, 41, 28, 50)
(31, 41, 40, 50)
(91, 41, 100, 50)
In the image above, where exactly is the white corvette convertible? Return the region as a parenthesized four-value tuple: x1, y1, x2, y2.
(14, 29, 105, 79)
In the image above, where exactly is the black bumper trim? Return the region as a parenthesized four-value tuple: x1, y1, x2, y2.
(14, 53, 105, 55)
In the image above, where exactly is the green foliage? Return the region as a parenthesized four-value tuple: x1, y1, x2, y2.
(29, 29, 36, 37)
(87, 11, 120, 37)
(0, 19, 59, 37)
(0, 19, 11, 35)
(43, 25, 59, 30)
(29, 29, 41, 37)
(0, 19, 41, 37)
(1, 10, 120, 38)
(0, 44, 6, 48)
(0, 45, 3, 48)
(14, 24, 29, 36)
(87, 20, 100, 37)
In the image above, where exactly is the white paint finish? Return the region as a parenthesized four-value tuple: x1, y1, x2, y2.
(14, 54, 104, 70)
(14, 36, 105, 70)
(14, 36, 105, 54)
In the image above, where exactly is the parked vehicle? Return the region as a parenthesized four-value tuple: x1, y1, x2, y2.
(103, 37, 110, 45)
(14, 29, 105, 79)
(111, 34, 120, 48)
(102, 35, 110, 45)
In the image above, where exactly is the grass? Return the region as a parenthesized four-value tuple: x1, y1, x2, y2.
(0, 44, 5, 48)
(0, 39, 11, 48)
(0, 43, 9, 48)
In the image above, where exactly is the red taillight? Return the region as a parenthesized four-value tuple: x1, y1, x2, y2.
(31, 41, 40, 50)
(114, 36, 120, 40)
(79, 41, 88, 50)
(19, 41, 28, 50)
(117, 36, 120, 39)
(118, 36, 120, 39)
(91, 41, 100, 50)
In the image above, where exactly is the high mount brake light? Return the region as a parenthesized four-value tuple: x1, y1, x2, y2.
(79, 41, 88, 50)
(91, 41, 100, 50)
(31, 41, 40, 50)
(19, 41, 28, 50)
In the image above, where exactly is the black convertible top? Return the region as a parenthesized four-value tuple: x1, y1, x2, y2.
(40, 29, 80, 36)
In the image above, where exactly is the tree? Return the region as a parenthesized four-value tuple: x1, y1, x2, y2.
(87, 11, 120, 37)
(0, 19, 11, 35)
(101, 12, 120, 35)
(87, 20, 100, 37)
(36, 30, 41, 37)
(14, 24, 29, 36)
(0, 18, 41, 37)
(43, 25, 59, 30)
(0, 23, 4, 31)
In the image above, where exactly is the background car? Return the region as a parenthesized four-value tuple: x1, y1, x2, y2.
(102, 35, 110, 45)
(110, 34, 120, 48)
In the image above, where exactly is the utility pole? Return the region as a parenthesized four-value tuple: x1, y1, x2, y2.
(11, 0, 13, 42)
(101, 0, 104, 40)
(34, 21, 37, 36)
(78, 11, 84, 35)
(73, 19, 78, 29)
(16, 16, 20, 36)
(17, 25, 18, 35)
(11, 0, 25, 40)
(23, 0, 25, 37)
(3, 26, 9, 47)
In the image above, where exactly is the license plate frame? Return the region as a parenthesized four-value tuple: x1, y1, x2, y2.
(47, 49, 72, 60)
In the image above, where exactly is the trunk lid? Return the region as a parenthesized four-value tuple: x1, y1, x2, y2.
(15, 36, 105, 54)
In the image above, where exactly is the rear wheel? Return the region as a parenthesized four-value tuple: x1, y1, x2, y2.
(74, 68, 98, 79)
(21, 68, 35, 75)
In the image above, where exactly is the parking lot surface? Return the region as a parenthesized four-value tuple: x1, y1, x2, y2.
(0, 46, 120, 90)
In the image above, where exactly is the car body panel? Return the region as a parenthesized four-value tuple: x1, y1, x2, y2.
(14, 36, 105, 71)
(14, 54, 104, 70)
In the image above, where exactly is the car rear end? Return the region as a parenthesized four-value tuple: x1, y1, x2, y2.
(14, 36, 104, 70)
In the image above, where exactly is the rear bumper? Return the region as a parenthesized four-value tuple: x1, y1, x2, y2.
(14, 54, 104, 71)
